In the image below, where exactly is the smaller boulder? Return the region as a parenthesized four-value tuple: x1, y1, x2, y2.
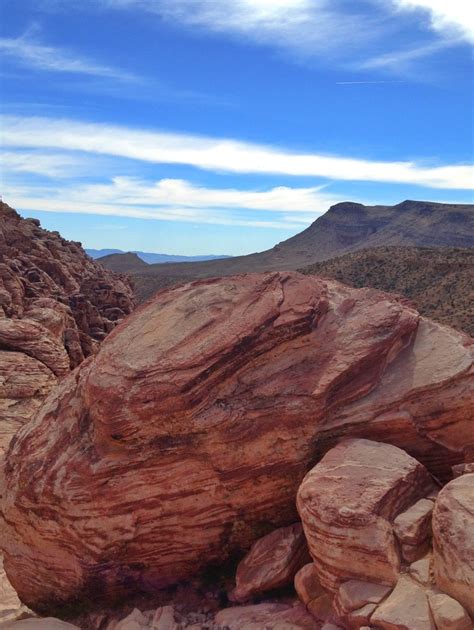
(344, 603, 377, 629)
(297, 439, 436, 591)
(294, 563, 325, 606)
(214, 601, 315, 628)
(428, 593, 472, 630)
(433, 474, 474, 616)
(393, 498, 434, 546)
(409, 554, 433, 586)
(230, 523, 310, 602)
(400, 539, 432, 564)
(334, 580, 392, 615)
(370, 575, 435, 630)
(452, 463, 474, 478)
(3, 620, 80, 629)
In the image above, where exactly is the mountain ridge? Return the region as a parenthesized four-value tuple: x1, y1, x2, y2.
(109, 200, 473, 302)
(86, 248, 231, 264)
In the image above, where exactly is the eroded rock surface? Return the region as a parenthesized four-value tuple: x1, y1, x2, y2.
(1, 271, 473, 611)
(0, 202, 134, 454)
(433, 473, 474, 617)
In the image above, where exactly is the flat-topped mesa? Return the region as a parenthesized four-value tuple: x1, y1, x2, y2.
(1, 271, 473, 612)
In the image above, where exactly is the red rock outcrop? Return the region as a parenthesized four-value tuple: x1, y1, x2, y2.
(0, 201, 134, 453)
(432, 473, 474, 616)
(1, 271, 473, 612)
(297, 439, 437, 591)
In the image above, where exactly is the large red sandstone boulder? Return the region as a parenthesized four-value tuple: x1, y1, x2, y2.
(1, 271, 473, 611)
(433, 473, 474, 617)
(296, 439, 436, 591)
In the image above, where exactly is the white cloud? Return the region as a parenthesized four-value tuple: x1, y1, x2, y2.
(104, 0, 471, 72)
(1, 175, 336, 229)
(105, 0, 385, 61)
(1, 115, 472, 189)
(4, 193, 309, 230)
(391, 0, 474, 43)
(0, 34, 135, 80)
(73, 176, 336, 212)
(0, 151, 84, 177)
(357, 39, 451, 73)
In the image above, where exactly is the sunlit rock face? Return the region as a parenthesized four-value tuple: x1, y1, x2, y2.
(1, 271, 472, 612)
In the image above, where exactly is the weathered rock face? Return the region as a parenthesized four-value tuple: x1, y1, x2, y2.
(1, 271, 473, 612)
(297, 439, 436, 591)
(433, 473, 474, 616)
(0, 202, 134, 453)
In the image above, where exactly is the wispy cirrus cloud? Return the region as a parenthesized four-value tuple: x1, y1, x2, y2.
(103, 0, 472, 74)
(1, 115, 472, 189)
(3, 187, 320, 230)
(357, 40, 451, 72)
(55, 176, 337, 214)
(0, 32, 136, 81)
(0, 150, 85, 177)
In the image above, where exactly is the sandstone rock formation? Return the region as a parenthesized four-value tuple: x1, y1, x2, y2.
(1, 271, 473, 612)
(297, 439, 437, 591)
(0, 201, 134, 454)
(432, 473, 474, 617)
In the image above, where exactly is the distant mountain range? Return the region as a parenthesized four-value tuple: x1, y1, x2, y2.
(86, 248, 231, 264)
(96, 200, 474, 309)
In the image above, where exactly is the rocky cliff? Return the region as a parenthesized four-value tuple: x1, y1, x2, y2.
(0, 201, 135, 454)
(1, 271, 472, 614)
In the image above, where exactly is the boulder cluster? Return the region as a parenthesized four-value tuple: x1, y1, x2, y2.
(0, 271, 472, 629)
(0, 201, 135, 454)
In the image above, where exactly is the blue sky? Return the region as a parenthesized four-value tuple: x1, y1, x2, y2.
(1, 0, 473, 255)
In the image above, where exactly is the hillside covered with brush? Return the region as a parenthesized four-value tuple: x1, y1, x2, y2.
(301, 246, 474, 336)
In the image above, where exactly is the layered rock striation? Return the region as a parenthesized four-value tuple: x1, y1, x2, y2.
(1, 271, 473, 611)
(0, 202, 135, 453)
